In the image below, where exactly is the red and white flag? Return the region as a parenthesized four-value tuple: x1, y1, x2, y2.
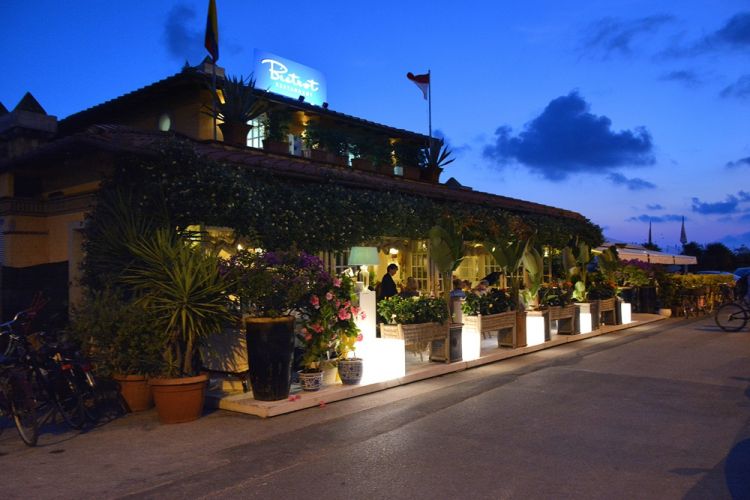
(407, 72, 430, 100)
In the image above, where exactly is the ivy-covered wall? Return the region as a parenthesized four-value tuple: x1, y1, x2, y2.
(93, 139, 602, 254)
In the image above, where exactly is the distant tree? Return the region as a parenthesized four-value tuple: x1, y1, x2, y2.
(642, 242, 662, 252)
(702, 242, 735, 271)
(734, 245, 750, 268)
(682, 241, 704, 271)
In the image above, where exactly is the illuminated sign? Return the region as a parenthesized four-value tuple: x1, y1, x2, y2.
(254, 50, 327, 106)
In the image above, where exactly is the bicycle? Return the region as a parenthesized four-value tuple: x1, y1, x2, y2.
(0, 335, 39, 446)
(714, 299, 750, 332)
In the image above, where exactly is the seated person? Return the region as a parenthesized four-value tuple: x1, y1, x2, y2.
(472, 279, 490, 296)
(399, 276, 420, 298)
(450, 278, 466, 299)
(461, 279, 472, 292)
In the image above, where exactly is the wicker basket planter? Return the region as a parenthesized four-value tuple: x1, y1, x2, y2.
(598, 297, 617, 325)
(380, 322, 450, 363)
(463, 310, 517, 348)
(547, 304, 577, 335)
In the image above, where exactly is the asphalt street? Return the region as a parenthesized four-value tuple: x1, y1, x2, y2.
(2, 316, 749, 499)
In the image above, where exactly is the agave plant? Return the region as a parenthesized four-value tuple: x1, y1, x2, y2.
(423, 137, 455, 170)
(208, 74, 267, 123)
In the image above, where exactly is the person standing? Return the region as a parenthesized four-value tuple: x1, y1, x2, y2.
(378, 263, 399, 300)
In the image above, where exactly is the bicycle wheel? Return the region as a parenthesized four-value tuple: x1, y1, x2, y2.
(715, 303, 749, 332)
(11, 400, 38, 446)
(53, 375, 86, 430)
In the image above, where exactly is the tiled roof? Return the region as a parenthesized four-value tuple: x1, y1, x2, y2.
(59, 69, 428, 141)
(1, 124, 587, 222)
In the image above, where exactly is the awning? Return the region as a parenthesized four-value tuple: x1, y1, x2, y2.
(596, 244, 698, 266)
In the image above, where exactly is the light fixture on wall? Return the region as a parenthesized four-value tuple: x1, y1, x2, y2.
(348, 246, 379, 290)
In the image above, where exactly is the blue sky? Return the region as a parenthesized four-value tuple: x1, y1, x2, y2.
(1, 0, 748, 251)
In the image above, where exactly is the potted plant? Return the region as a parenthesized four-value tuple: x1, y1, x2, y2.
(70, 288, 165, 412)
(122, 228, 235, 424)
(351, 133, 392, 173)
(304, 120, 348, 165)
(377, 296, 450, 362)
(421, 137, 455, 183)
(226, 249, 330, 400)
(207, 74, 267, 146)
(484, 237, 528, 346)
(461, 288, 516, 347)
(262, 108, 292, 154)
(563, 239, 598, 331)
(429, 221, 466, 361)
(393, 140, 422, 178)
(298, 273, 364, 390)
(522, 243, 550, 343)
(539, 281, 577, 335)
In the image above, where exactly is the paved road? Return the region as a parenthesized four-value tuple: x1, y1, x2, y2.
(2, 317, 749, 499)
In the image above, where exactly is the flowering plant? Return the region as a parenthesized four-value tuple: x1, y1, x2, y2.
(462, 288, 514, 316)
(377, 296, 449, 325)
(299, 273, 364, 370)
(225, 249, 330, 317)
(539, 281, 574, 307)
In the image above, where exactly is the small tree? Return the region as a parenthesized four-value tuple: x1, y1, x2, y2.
(429, 221, 465, 320)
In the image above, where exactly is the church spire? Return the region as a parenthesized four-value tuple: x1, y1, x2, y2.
(680, 216, 687, 245)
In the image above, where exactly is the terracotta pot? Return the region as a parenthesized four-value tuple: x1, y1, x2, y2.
(149, 374, 208, 424)
(218, 122, 251, 146)
(113, 374, 153, 412)
(263, 139, 290, 154)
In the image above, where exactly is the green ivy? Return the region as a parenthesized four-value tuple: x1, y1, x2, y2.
(89, 138, 602, 259)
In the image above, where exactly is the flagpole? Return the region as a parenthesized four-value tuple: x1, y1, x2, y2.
(212, 58, 217, 141)
(428, 69, 432, 143)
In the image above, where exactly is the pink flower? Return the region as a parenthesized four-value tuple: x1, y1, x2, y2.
(335, 299, 341, 308)
(304, 332, 312, 341)
(310, 295, 320, 308)
(351, 306, 359, 316)
(333, 278, 342, 287)
(360, 311, 367, 320)
(356, 333, 363, 342)
(344, 300, 351, 308)
(338, 308, 351, 321)
(311, 323, 323, 333)
(325, 292, 333, 301)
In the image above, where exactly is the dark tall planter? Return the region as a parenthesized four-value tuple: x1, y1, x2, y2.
(637, 286, 657, 313)
(245, 316, 295, 401)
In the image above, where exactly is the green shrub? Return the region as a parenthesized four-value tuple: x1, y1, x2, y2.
(462, 289, 514, 316)
(377, 296, 449, 325)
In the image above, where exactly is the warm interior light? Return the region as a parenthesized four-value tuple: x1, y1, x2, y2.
(348, 246, 379, 289)
(237, 243, 244, 251)
(389, 248, 399, 255)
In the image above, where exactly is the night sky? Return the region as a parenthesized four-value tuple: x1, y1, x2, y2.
(1, 0, 748, 250)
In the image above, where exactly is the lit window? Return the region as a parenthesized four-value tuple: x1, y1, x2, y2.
(246, 116, 266, 149)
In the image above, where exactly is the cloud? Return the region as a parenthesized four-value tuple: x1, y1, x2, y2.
(581, 15, 675, 58)
(658, 70, 703, 88)
(720, 231, 750, 249)
(711, 11, 750, 49)
(665, 11, 750, 57)
(608, 173, 656, 190)
(739, 191, 750, 202)
(627, 214, 684, 223)
(647, 203, 664, 210)
(163, 4, 204, 63)
(691, 195, 740, 215)
(726, 156, 750, 168)
(720, 75, 750, 99)
(483, 92, 655, 181)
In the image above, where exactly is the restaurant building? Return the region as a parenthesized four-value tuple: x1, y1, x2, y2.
(0, 58, 601, 322)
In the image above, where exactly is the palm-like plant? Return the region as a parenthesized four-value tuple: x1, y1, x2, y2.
(562, 239, 592, 302)
(208, 74, 267, 123)
(123, 228, 235, 377)
(522, 244, 544, 310)
(429, 221, 465, 318)
(423, 138, 455, 170)
(484, 237, 528, 310)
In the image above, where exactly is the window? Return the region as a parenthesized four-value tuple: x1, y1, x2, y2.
(409, 240, 429, 291)
(246, 116, 265, 149)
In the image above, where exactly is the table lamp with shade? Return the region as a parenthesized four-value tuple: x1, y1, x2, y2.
(347, 246, 380, 290)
